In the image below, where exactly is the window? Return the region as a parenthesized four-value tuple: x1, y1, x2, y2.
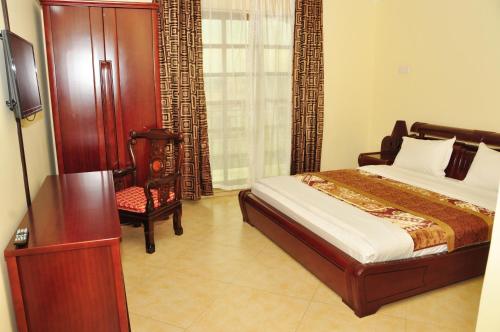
(202, 1, 294, 189)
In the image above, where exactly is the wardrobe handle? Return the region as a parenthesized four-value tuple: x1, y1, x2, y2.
(100, 60, 119, 170)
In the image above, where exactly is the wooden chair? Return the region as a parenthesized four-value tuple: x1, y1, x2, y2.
(114, 129, 183, 253)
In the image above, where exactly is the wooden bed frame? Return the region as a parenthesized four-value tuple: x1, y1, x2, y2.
(239, 122, 500, 317)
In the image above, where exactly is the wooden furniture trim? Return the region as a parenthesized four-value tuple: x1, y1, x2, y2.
(110, 244, 129, 331)
(90, 7, 108, 170)
(409, 122, 500, 180)
(40, 0, 159, 10)
(5, 257, 28, 332)
(358, 152, 395, 167)
(152, 9, 162, 128)
(4, 172, 122, 255)
(103, 7, 127, 170)
(240, 122, 496, 317)
(4, 238, 120, 258)
(100, 59, 120, 169)
(411, 122, 500, 147)
(42, 5, 65, 173)
(381, 120, 408, 155)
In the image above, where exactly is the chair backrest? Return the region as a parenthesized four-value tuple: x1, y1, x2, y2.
(126, 129, 184, 201)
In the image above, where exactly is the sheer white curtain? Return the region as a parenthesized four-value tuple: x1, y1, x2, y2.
(202, 0, 294, 189)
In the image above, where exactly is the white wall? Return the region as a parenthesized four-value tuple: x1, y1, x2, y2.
(321, 0, 376, 170)
(0, 1, 54, 330)
(476, 182, 500, 331)
(322, 0, 500, 166)
(369, 0, 500, 149)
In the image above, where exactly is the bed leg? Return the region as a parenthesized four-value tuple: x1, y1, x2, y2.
(238, 190, 251, 223)
(342, 298, 379, 318)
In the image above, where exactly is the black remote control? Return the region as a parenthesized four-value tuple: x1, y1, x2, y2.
(14, 227, 29, 248)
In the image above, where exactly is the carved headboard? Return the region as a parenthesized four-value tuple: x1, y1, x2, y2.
(381, 121, 500, 180)
(410, 122, 500, 180)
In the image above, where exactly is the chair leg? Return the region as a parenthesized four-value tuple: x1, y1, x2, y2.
(143, 220, 155, 254)
(173, 207, 183, 236)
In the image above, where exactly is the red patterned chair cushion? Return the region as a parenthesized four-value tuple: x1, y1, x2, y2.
(115, 186, 175, 213)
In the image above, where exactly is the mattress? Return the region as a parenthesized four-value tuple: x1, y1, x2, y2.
(251, 165, 497, 264)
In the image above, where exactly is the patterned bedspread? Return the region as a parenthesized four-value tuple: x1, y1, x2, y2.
(295, 170, 494, 252)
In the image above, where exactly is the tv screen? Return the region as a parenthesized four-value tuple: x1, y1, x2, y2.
(1, 29, 42, 119)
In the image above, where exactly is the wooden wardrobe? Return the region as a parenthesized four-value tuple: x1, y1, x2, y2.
(41, 0, 162, 184)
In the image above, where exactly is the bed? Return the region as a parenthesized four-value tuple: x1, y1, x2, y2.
(238, 122, 500, 317)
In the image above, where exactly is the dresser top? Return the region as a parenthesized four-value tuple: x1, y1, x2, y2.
(5, 171, 121, 257)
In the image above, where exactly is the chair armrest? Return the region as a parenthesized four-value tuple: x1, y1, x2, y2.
(113, 166, 135, 178)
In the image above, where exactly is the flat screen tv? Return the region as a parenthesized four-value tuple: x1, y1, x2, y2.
(1, 29, 42, 119)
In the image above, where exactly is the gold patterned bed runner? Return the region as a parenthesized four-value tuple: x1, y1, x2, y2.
(295, 170, 494, 252)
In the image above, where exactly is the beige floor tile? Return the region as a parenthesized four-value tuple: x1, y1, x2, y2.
(184, 195, 278, 251)
(129, 313, 184, 332)
(126, 269, 229, 328)
(403, 278, 482, 331)
(120, 219, 190, 254)
(122, 239, 192, 266)
(122, 259, 157, 293)
(297, 301, 405, 332)
(256, 246, 306, 268)
(405, 318, 470, 332)
(311, 282, 344, 305)
(154, 243, 258, 283)
(121, 192, 485, 331)
(232, 246, 320, 300)
(376, 300, 408, 320)
(187, 285, 310, 332)
(193, 222, 278, 252)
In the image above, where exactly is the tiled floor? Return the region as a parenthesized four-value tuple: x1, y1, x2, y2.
(121, 193, 484, 332)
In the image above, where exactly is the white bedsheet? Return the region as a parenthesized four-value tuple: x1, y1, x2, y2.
(251, 165, 497, 264)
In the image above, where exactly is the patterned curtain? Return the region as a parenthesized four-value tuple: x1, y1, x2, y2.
(290, 0, 324, 175)
(159, 0, 213, 199)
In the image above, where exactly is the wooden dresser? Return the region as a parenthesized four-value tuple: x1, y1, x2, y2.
(4, 172, 129, 332)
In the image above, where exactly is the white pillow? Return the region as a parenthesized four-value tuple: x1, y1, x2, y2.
(464, 142, 500, 191)
(392, 136, 456, 177)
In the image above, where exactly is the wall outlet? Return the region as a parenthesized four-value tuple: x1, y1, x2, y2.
(398, 66, 411, 74)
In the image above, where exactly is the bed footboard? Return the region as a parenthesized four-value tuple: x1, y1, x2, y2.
(238, 189, 489, 317)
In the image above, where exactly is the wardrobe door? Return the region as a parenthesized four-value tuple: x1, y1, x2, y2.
(45, 6, 107, 173)
(103, 8, 161, 185)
